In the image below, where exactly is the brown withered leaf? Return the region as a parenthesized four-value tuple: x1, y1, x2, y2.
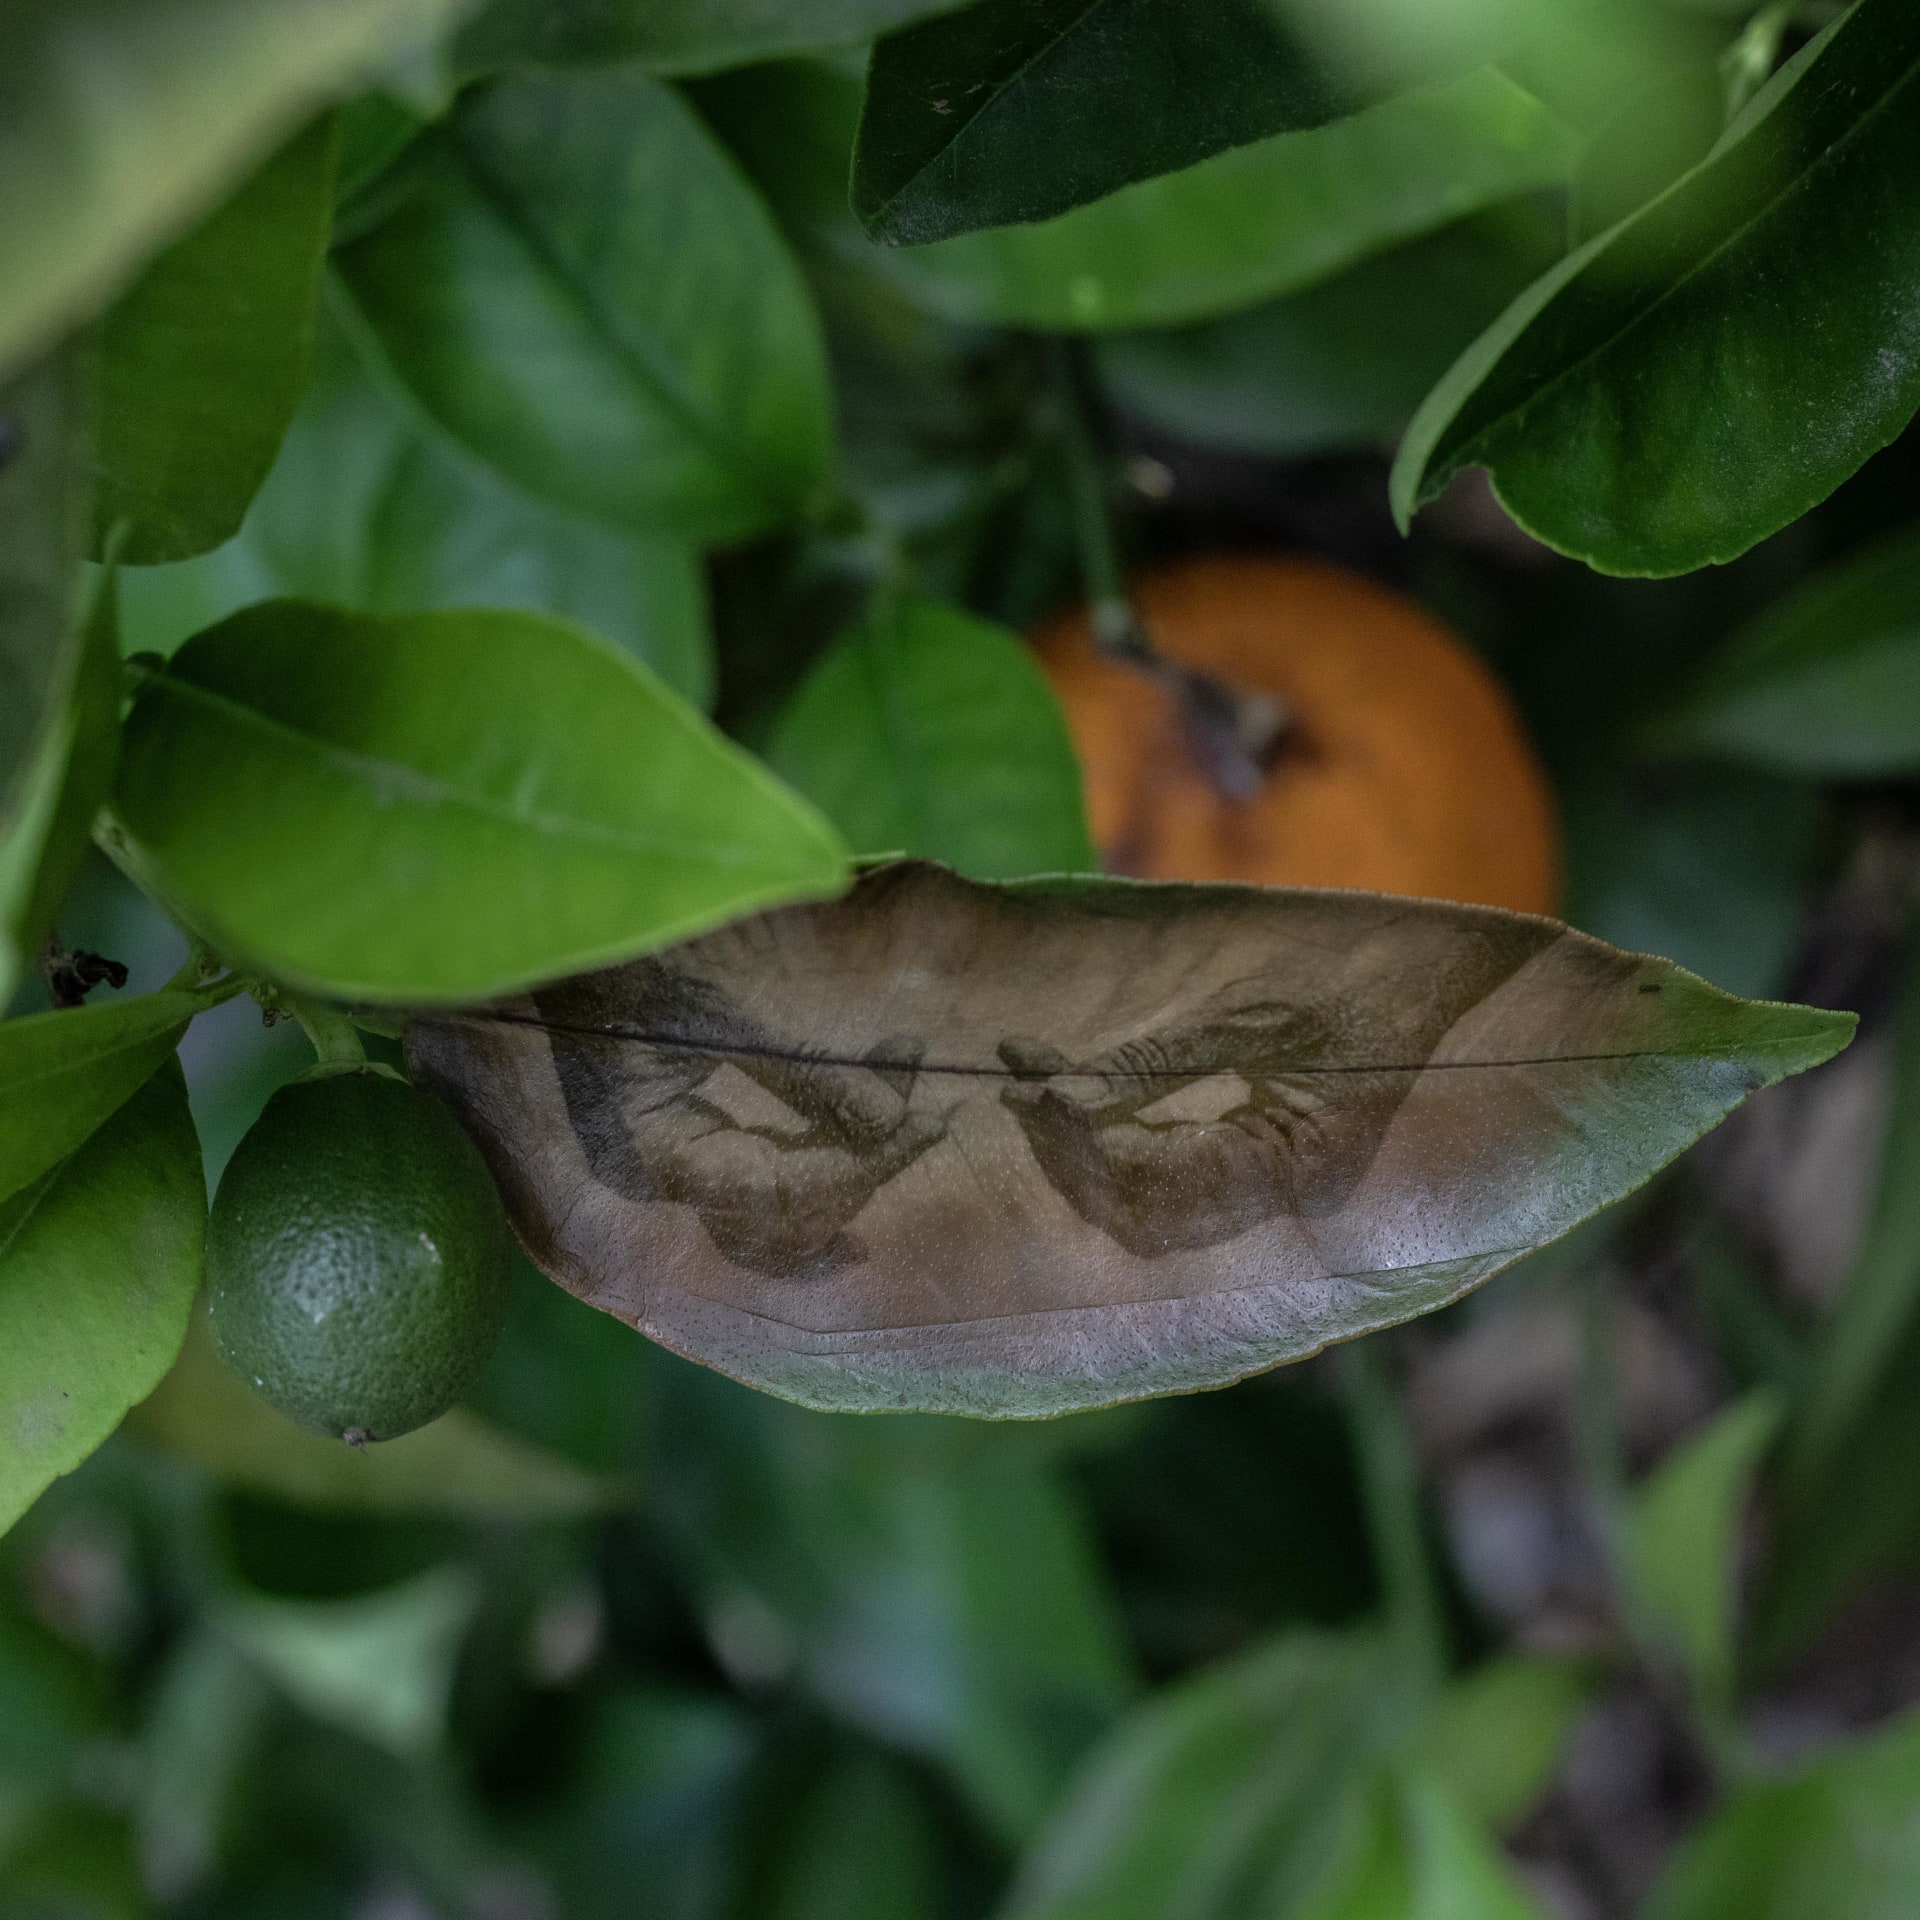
(406, 862, 1851, 1417)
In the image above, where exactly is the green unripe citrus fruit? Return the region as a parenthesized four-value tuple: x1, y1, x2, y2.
(207, 1069, 512, 1443)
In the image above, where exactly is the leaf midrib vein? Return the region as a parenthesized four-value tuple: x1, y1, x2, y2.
(149, 675, 792, 873)
(451, 132, 787, 513)
(456, 1006, 1815, 1078)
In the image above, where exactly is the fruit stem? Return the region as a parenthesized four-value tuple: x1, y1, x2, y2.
(1044, 339, 1289, 801)
(275, 993, 369, 1074)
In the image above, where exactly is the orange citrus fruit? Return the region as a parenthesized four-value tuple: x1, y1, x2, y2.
(1034, 554, 1559, 915)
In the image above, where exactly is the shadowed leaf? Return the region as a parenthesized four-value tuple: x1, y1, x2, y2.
(457, 0, 962, 76)
(718, 54, 1570, 335)
(0, 352, 95, 1009)
(407, 862, 1851, 1418)
(852, 0, 1354, 246)
(1626, 1389, 1783, 1713)
(334, 69, 833, 545)
(1657, 526, 1920, 777)
(0, 1061, 205, 1537)
(117, 302, 714, 710)
(93, 118, 337, 565)
(1391, 0, 1920, 576)
(0, 0, 474, 383)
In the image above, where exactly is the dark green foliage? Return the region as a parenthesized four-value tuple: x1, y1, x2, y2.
(1392, 0, 1920, 575)
(7, 1, 1920, 1912)
(93, 117, 338, 565)
(853, 0, 1354, 244)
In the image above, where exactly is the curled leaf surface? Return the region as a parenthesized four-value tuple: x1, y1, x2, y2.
(408, 863, 1851, 1417)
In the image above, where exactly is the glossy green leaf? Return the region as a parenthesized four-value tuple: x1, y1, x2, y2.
(335, 70, 833, 545)
(119, 304, 713, 708)
(0, 1060, 205, 1537)
(407, 860, 1852, 1417)
(0, 987, 224, 1207)
(219, 1568, 479, 1758)
(93, 118, 337, 566)
(648, 1360, 1134, 1841)
(884, 74, 1572, 332)
(457, 0, 961, 76)
(852, 0, 1356, 246)
(0, 353, 93, 1009)
(1392, 0, 1920, 576)
(109, 601, 847, 1003)
(126, 1305, 619, 1518)
(1626, 1390, 1783, 1710)
(1658, 527, 1920, 776)
(0, 0, 475, 382)
(1642, 1707, 1920, 1920)
(1097, 205, 1563, 458)
(766, 596, 1095, 879)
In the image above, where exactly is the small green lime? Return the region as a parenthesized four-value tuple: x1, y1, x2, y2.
(207, 1069, 511, 1442)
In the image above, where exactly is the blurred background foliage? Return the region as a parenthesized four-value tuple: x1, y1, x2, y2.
(9, 0, 1920, 1916)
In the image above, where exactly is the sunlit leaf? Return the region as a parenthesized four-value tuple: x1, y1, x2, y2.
(1392, 0, 1920, 576)
(0, 1062, 205, 1537)
(0, 0, 475, 382)
(108, 601, 848, 1004)
(407, 861, 1852, 1417)
(1096, 206, 1563, 459)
